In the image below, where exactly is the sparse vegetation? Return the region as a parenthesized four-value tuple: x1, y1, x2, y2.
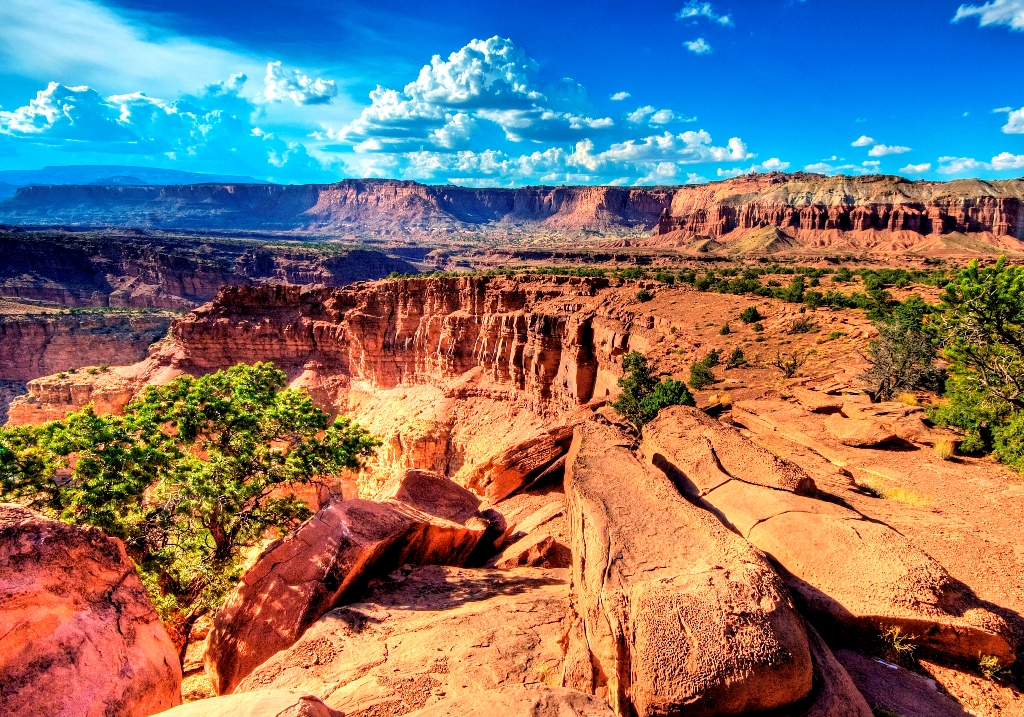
(752, 321, 764, 333)
(719, 323, 731, 335)
(726, 347, 747, 369)
(689, 349, 721, 390)
(788, 316, 817, 334)
(635, 289, 653, 302)
(934, 438, 956, 461)
(740, 306, 762, 324)
(772, 350, 806, 378)
(857, 478, 930, 506)
(612, 351, 694, 430)
(979, 654, 1009, 681)
(882, 626, 918, 660)
(860, 296, 942, 402)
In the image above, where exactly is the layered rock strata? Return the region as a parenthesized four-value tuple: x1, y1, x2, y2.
(204, 497, 488, 694)
(565, 419, 814, 717)
(642, 406, 1015, 665)
(0, 504, 182, 717)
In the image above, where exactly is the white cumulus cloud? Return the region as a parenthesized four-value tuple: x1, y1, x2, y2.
(868, 144, 912, 156)
(953, 0, 1024, 31)
(937, 152, 1024, 173)
(684, 38, 713, 54)
(899, 163, 932, 174)
(851, 135, 874, 146)
(804, 160, 880, 176)
(676, 1, 733, 25)
(996, 106, 1024, 133)
(263, 62, 338, 106)
(609, 91, 631, 101)
(716, 157, 790, 178)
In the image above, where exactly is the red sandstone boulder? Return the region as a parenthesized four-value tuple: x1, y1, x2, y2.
(463, 424, 574, 502)
(204, 498, 487, 695)
(824, 413, 897, 447)
(566, 419, 814, 717)
(642, 407, 1015, 666)
(490, 497, 571, 568)
(404, 685, 615, 717)
(374, 468, 482, 523)
(152, 690, 339, 717)
(0, 504, 182, 717)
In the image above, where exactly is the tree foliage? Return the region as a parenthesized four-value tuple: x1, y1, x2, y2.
(860, 295, 942, 401)
(0, 362, 380, 657)
(612, 351, 694, 430)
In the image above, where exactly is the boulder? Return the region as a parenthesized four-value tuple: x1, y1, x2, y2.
(641, 405, 816, 497)
(236, 566, 572, 714)
(0, 504, 182, 717)
(566, 419, 814, 717)
(824, 413, 897, 447)
(490, 497, 571, 568)
(204, 498, 487, 695)
(151, 690, 339, 717)
(404, 685, 615, 717)
(789, 387, 845, 414)
(732, 399, 850, 467)
(642, 408, 1016, 666)
(463, 424, 574, 502)
(374, 468, 481, 523)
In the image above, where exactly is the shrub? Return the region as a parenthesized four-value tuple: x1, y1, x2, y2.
(979, 654, 1009, 681)
(701, 348, 721, 366)
(789, 316, 817, 334)
(992, 411, 1024, 474)
(804, 290, 825, 310)
(773, 351, 806, 378)
(726, 347, 746, 369)
(740, 306, 762, 324)
(719, 323, 731, 335)
(860, 296, 941, 402)
(689, 361, 715, 389)
(654, 271, 675, 285)
(635, 289, 653, 302)
(752, 322, 764, 333)
(612, 351, 694, 429)
(934, 438, 956, 461)
(823, 330, 846, 341)
(896, 392, 918, 406)
(833, 267, 853, 282)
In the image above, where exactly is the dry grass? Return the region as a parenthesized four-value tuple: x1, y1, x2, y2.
(934, 438, 956, 461)
(896, 392, 919, 406)
(858, 478, 930, 506)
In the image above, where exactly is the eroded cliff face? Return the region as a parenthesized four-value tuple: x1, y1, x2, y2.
(3, 175, 1024, 251)
(654, 172, 1024, 246)
(8, 276, 651, 494)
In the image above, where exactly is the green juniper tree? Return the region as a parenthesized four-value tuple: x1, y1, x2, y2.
(612, 351, 694, 430)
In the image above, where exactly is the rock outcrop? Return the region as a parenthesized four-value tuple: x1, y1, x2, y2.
(565, 419, 814, 717)
(236, 565, 572, 713)
(204, 498, 488, 695)
(642, 406, 1015, 666)
(0, 504, 182, 717)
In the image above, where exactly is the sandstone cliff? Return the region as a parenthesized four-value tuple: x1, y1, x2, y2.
(3, 175, 1024, 253)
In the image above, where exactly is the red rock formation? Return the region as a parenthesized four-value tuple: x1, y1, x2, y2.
(0, 504, 182, 717)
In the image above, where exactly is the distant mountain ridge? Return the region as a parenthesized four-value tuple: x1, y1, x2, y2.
(0, 165, 267, 188)
(1, 172, 1023, 254)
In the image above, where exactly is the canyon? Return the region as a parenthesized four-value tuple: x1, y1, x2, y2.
(1, 173, 1023, 256)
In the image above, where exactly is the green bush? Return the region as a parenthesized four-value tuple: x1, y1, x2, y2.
(726, 348, 747, 369)
(719, 323, 731, 335)
(689, 361, 715, 389)
(636, 289, 653, 302)
(740, 306, 762, 324)
(612, 351, 694, 429)
(752, 322, 764, 332)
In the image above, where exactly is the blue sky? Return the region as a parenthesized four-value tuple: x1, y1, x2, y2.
(1, 0, 1023, 185)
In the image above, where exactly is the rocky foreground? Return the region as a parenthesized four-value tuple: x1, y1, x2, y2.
(3, 274, 1024, 717)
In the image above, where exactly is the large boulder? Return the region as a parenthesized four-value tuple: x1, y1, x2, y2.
(489, 496, 571, 569)
(404, 685, 615, 717)
(565, 419, 814, 717)
(463, 424, 574, 502)
(0, 504, 182, 717)
(236, 566, 572, 714)
(374, 468, 482, 523)
(643, 404, 816, 497)
(151, 690, 338, 717)
(823, 413, 897, 447)
(642, 406, 1015, 666)
(204, 498, 487, 695)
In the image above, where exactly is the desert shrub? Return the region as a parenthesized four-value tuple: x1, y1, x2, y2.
(701, 348, 721, 366)
(654, 271, 675, 285)
(752, 321, 764, 333)
(779, 276, 805, 303)
(934, 437, 956, 460)
(789, 316, 817, 334)
(773, 350, 806, 378)
(0, 362, 380, 662)
(635, 289, 653, 302)
(896, 392, 918, 406)
(992, 412, 1024, 474)
(979, 654, 1010, 681)
(833, 267, 853, 282)
(804, 290, 825, 310)
(740, 306, 762, 324)
(689, 362, 715, 389)
(726, 348, 746, 369)
(824, 330, 846, 341)
(719, 323, 731, 335)
(619, 267, 644, 279)
(612, 351, 694, 429)
(860, 295, 941, 402)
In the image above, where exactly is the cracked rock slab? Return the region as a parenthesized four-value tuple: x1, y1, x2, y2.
(236, 566, 571, 715)
(566, 419, 814, 717)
